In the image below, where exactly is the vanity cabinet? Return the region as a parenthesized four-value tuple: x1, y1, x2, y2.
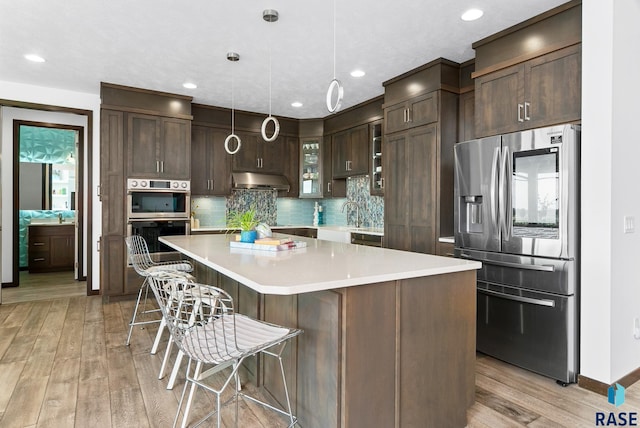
(191, 125, 233, 196)
(331, 124, 369, 178)
(127, 113, 191, 179)
(28, 224, 74, 273)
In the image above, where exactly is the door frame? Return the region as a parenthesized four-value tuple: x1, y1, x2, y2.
(0, 99, 94, 298)
(12, 120, 85, 286)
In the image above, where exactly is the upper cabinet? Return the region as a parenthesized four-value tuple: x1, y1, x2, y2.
(369, 121, 383, 196)
(472, 0, 581, 138)
(324, 96, 383, 189)
(127, 114, 191, 179)
(232, 131, 285, 174)
(384, 91, 438, 134)
(299, 137, 323, 198)
(191, 125, 232, 196)
(332, 124, 369, 178)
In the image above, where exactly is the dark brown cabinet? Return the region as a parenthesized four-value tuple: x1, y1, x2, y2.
(475, 45, 581, 137)
(28, 224, 74, 273)
(232, 131, 285, 174)
(382, 59, 460, 254)
(331, 124, 369, 178)
(100, 83, 193, 297)
(278, 135, 299, 197)
(127, 113, 191, 179)
(322, 136, 345, 198)
(370, 121, 383, 196)
(472, 1, 582, 138)
(383, 124, 438, 254)
(384, 91, 438, 134)
(191, 125, 232, 196)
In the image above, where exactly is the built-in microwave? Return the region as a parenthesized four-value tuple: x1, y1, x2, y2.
(127, 179, 190, 220)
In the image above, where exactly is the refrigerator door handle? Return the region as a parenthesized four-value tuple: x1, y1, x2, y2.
(490, 147, 500, 232)
(459, 253, 555, 272)
(500, 146, 511, 239)
(478, 287, 556, 308)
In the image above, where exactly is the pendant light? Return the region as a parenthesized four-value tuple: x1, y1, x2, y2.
(261, 9, 280, 142)
(326, 0, 343, 113)
(224, 52, 242, 155)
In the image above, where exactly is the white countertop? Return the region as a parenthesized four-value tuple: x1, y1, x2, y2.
(159, 234, 480, 295)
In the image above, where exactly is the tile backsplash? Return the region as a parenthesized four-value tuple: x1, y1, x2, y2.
(192, 175, 384, 228)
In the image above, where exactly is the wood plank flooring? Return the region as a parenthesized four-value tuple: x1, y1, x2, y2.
(1, 271, 86, 305)
(1, 292, 638, 427)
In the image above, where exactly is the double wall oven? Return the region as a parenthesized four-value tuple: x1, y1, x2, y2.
(126, 178, 190, 257)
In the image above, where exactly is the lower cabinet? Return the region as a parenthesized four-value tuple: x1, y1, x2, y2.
(28, 224, 74, 273)
(191, 265, 476, 428)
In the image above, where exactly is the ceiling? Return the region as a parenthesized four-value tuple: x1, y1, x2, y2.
(0, 0, 568, 119)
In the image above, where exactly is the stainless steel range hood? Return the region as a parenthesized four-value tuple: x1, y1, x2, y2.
(232, 172, 290, 191)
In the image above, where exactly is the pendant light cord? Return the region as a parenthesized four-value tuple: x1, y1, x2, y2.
(332, 0, 336, 79)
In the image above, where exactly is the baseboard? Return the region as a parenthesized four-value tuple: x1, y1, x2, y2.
(579, 366, 640, 396)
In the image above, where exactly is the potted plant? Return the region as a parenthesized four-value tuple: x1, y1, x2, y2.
(227, 208, 260, 243)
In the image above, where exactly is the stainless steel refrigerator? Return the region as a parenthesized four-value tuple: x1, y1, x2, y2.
(454, 124, 580, 384)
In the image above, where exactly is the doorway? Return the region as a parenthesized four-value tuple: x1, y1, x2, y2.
(11, 121, 85, 293)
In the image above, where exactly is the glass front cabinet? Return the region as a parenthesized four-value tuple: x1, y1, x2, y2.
(370, 121, 383, 196)
(299, 138, 323, 198)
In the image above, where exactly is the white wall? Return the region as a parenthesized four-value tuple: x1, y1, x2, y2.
(580, 0, 640, 384)
(0, 81, 101, 291)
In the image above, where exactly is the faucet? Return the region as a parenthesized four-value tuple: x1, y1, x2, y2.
(341, 200, 361, 228)
(58, 212, 63, 224)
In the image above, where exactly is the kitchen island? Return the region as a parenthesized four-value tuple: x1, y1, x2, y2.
(160, 234, 481, 428)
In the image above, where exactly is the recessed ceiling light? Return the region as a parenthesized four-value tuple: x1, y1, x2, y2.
(350, 70, 365, 78)
(182, 82, 197, 89)
(24, 54, 45, 63)
(461, 8, 483, 21)
(291, 102, 303, 108)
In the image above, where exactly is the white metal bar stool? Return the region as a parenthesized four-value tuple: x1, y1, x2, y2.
(147, 275, 302, 428)
(124, 235, 193, 347)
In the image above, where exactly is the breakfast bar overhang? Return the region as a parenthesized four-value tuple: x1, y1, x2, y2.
(160, 234, 481, 428)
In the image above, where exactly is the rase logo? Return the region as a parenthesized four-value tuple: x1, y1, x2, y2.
(595, 383, 637, 426)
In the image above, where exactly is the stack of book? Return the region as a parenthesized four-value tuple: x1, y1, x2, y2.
(230, 236, 307, 252)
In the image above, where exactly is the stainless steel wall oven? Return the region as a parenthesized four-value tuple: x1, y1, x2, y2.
(127, 178, 190, 219)
(126, 179, 190, 258)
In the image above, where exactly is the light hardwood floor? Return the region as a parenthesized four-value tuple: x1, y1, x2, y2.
(1, 271, 86, 305)
(0, 293, 637, 427)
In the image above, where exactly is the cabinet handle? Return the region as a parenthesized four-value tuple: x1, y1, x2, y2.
(327, 182, 331, 193)
(33, 242, 45, 246)
(406, 108, 411, 123)
(33, 258, 45, 262)
(517, 104, 524, 122)
(524, 102, 531, 121)
(403, 109, 407, 123)
(161, 161, 164, 173)
(380, 178, 385, 189)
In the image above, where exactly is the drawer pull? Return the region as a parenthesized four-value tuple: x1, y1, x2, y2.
(33, 258, 45, 262)
(33, 242, 45, 246)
